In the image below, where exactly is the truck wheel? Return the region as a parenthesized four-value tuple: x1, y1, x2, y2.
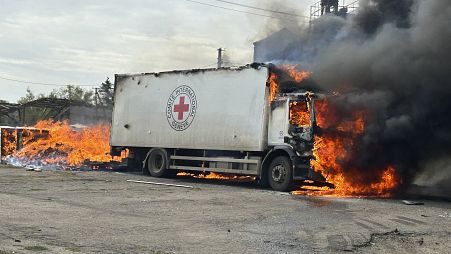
(268, 156, 294, 192)
(147, 149, 171, 177)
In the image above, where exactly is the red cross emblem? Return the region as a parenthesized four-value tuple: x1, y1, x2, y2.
(166, 85, 197, 131)
(173, 96, 189, 120)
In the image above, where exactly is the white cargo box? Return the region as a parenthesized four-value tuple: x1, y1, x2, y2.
(110, 65, 270, 151)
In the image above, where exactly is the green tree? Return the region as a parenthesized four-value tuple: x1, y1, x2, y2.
(97, 78, 113, 108)
(17, 88, 36, 104)
(16, 88, 48, 125)
(48, 85, 94, 105)
(17, 86, 95, 125)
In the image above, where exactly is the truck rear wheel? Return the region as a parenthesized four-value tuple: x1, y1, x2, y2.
(147, 149, 174, 177)
(268, 156, 294, 192)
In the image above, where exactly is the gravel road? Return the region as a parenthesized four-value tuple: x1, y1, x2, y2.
(0, 166, 449, 253)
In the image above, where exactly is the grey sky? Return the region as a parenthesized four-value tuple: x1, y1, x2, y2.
(0, 0, 317, 102)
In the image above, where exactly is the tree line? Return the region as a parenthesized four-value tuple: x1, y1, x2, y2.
(18, 78, 114, 108)
(0, 78, 114, 126)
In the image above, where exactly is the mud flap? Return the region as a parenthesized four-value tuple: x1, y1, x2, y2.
(291, 156, 334, 188)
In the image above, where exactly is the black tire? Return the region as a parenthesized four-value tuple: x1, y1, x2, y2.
(147, 149, 173, 177)
(258, 172, 270, 188)
(268, 156, 294, 192)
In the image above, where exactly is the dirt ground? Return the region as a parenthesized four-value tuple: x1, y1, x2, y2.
(0, 165, 449, 254)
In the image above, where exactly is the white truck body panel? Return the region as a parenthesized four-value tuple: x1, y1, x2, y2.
(111, 66, 270, 151)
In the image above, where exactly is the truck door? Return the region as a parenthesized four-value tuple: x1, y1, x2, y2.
(268, 99, 289, 146)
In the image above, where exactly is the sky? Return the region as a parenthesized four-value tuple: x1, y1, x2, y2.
(0, 0, 319, 102)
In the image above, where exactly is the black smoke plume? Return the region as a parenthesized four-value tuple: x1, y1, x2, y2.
(261, 0, 451, 196)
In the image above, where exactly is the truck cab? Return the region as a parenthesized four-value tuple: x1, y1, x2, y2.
(264, 92, 326, 191)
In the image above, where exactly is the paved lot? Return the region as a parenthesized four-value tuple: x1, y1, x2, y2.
(0, 165, 450, 253)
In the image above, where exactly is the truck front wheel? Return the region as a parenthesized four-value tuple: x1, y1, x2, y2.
(268, 156, 294, 192)
(147, 149, 171, 177)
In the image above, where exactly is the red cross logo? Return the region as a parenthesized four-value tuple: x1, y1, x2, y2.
(167, 86, 197, 131)
(173, 96, 190, 120)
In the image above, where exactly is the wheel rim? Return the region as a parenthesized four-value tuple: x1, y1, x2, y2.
(151, 154, 164, 172)
(271, 164, 286, 183)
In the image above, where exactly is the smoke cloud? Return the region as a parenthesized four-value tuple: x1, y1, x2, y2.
(261, 0, 451, 196)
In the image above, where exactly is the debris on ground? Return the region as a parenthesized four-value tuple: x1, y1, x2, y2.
(126, 179, 194, 189)
(438, 212, 450, 218)
(402, 200, 424, 205)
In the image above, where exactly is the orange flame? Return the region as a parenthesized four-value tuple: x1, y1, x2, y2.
(270, 65, 400, 197)
(268, 65, 311, 102)
(290, 101, 310, 126)
(305, 99, 399, 197)
(279, 64, 311, 82)
(13, 120, 124, 167)
(177, 171, 255, 180)
(268, 72, 278, 102)
(1, 129, 17, 157)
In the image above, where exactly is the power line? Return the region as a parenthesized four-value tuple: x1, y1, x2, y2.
(212, 0, 309, 18)
(184, 0, 298, 21)
(0, 75, 97, 87)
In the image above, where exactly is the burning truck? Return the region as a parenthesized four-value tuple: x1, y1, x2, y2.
(0, 63, 398, 196)
(2, 63, 397, 196)
(110, 63, 332, 191)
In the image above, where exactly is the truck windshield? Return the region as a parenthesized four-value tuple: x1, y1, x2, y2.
(289, 100, 310, 126)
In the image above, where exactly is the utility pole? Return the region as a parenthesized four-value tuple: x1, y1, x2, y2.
(94, 88, 98, 107)
(67, 85, 72, 100)
(217, 48, 225, 68)
(94, 88, 99, 119)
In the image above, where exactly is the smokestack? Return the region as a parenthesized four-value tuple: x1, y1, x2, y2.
(217, 48, 224, 68)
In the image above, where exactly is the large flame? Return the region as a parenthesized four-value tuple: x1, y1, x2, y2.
(290, 101, 310, 126)
(308, 100, 399, 197)
(268, 65, 311, 102)
(270, 65, 400, 197)
(1, 128, 17, 157)
(8, 120, 124, 168)
(268, 72, 278, 102)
